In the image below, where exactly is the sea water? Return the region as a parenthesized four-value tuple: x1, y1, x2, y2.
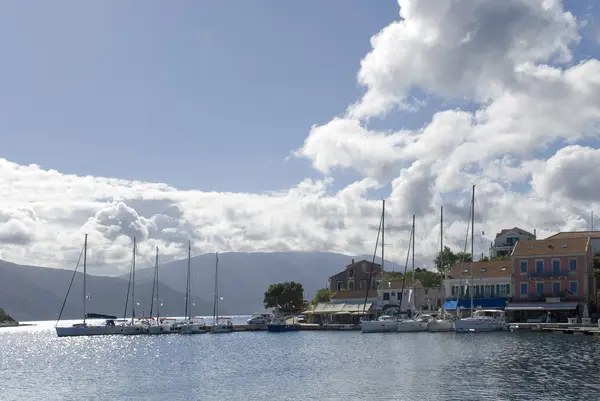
(1, 317, 600, 400)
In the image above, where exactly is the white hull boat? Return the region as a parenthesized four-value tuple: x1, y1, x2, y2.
(396, 320, 428, 332)
(361, 319, 397, 333)
(428, 318, 455, 332)
(179, 323, 206, 334)
(148, 324, 173, 335)
(455, 310, 506, 333)
(211, 322, 234, 334)
(121, 324, 148, 335)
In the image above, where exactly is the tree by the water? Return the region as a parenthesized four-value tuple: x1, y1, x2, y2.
(263, 281, 305, 314)
(434, 246, 458, 273)
(311, 288, 333, 305)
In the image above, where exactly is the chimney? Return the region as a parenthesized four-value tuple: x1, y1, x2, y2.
(534, 229, 537, 240)
(351, 258, 354, 265)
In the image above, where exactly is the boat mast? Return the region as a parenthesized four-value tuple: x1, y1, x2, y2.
(381, 199, 385, 291)
(185, 241, 191, 322)
(440, 206, 444, 306)
(470, 185, 475, 311)
(156, 246, 160, 321)
(132, 237, 136, 324)
(213, 253, 219, 324)
(83, 234, 88, 325)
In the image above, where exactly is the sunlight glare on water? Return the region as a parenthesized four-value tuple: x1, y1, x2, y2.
(1, 319, 600, 400)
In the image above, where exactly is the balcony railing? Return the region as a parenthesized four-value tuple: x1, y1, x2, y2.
(528, 270, 569, 278)
(524, 292, 585, 301)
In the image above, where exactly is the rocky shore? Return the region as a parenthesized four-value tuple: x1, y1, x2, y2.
(0, 307, 20, 327)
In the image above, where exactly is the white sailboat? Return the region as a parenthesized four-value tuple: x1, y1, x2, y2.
(148, 247, 173, 335)
(454, 185, 506, 333)
(428, 206, 455, 332)
(211, 253, 234, 334)
(361, 200, 398, 333)
(121, 238, 148, 335)
(179, 241, 207, 334)
(56, 235, 123, 337)
(397, 215, 429, 333)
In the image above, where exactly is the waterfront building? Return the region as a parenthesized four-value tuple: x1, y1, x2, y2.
(378, 279, 443, 312)
(489, 227, 536, 258)
(508, 237, 596, 323)
(443, 260, 512, 314)
(327, 259, 382, 292)
(545, 231, 600, 254)
(309, 289, 376, 325)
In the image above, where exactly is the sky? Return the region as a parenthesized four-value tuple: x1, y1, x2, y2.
(1, 0, 600, 275)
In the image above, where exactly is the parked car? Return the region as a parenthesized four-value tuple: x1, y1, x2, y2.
(296, 314, 307, 323)
(246, 314, 272, 326)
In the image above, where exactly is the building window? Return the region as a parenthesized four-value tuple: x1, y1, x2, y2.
(349, 269, 354, 278)
(552, 282, 561, 295)
(569, 259, 577, 272)
(336, 281, 343, 291)
(506, 284, 510, 295)
(569, 281, 578, 295)
(552, 260, 560, 275)
(359, 279, 367, 289)
(536, 282, 544, 295)
(520, 283, 528, 296)
(397, 292, 402, 300)
(536, 260, 544, 273)
(348, 281, 355, 290)
(499, 285, 507, 297)
(383, 292, 390, 301)
(520, 261, 527, 273)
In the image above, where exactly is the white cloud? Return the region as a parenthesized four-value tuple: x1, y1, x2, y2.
(2, 0, 600, 274)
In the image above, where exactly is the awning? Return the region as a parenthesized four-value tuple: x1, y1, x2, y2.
(312, 302, 372, 314)
(443, 298, 507, 310)
(505, 302, 579, 311)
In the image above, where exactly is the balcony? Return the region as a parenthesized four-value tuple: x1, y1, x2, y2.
(528, 270, 569, 278)
(526, 292, 585, 302)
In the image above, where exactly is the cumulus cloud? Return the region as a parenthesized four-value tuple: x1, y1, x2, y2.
(1, 0, 600, 273)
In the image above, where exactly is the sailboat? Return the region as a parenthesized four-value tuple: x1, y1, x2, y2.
(211, 253, 234, 333)
(361, 200, 398, 333)
(396, 215, 431, 332)
(428, 206, 456, 332)
(148, 247, 173, 334)
(121, 238, 148, 335)
(56, 234, 123, 337)
(454, 185, 506, 333)
(178, 241, 207, 334)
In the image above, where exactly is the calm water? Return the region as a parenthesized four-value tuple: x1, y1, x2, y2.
(2, 317, 600, 401)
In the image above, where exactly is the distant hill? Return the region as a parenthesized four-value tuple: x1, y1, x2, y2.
(0, 252, 403, 321)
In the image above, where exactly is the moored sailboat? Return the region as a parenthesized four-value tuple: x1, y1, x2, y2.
(147, 247, 173, 335)
(178, 241, 207, 334)
(56, 235, 124, 337)
(211, 253, 234, 334)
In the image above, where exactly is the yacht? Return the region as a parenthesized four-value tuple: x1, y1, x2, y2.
(428, 314, 455, 332)
(210, 253, 234, 334)
(361, 318, 398, 333)
(454, 309, 506, 333)
(396, 313, 432, 332)
(55, 235, 124, 337)
(211, 317, 234, 333)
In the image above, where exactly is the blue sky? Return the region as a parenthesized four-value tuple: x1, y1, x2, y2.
(0, 0, 598, 195)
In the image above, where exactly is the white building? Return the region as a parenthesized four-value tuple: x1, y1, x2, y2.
(490, 227, 536, 258)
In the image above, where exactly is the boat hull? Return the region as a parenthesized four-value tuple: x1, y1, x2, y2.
(396, 320, 428, 332)
(428, 319, 455, 332)
(179, 323, 206, 334)
(454, 318, 506, 333)
(148, 324, 173, 335)
(267, 324, 297, 332)
(121, 325, 148, 335)
(361, 320, 397, 333)
(211, 324, 234, 334)
(55, 325, 123, 337)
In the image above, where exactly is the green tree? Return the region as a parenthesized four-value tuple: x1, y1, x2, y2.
(455, 251, 473, 262)
(312, 288, 333, 306)
(492, 255, 510, 261)
(386, 271, 404, 280)
(479, 256, 490, 261)
(434, 246, 458, 273)
(264, 281, 305, 314)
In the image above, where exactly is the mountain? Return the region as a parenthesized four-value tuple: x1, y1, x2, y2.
(0, 252, 403, 321)
(119, 251, 404, 315)
(0, 259, 212, 321)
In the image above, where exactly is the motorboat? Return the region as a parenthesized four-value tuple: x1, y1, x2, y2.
(56, 320, 124, 337)
(455, 309, 506, 333)
(267, 316, 297, 332)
